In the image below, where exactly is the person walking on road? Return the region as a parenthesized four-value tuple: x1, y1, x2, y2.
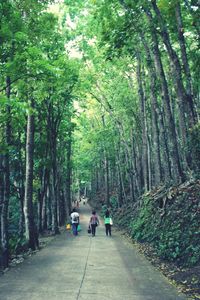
(89, 210, 99, 237)
(70, 208, 79, 236)
(104, 209, 112, 236)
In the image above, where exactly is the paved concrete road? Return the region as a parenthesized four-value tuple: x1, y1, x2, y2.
(0, 203, 187, 300)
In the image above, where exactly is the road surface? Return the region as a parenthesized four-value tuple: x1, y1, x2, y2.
(0, 203, 187, 300)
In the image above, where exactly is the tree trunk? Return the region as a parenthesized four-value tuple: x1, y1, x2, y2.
(145, 9, 184, 181)
(117, 164, 123, 207)
(175, 1, 197, 125)
(151, 0, 188, 150)
(147, 133, 152, 190)
(158, 109, 172, 181)
(0, 156, 4, 264)
(130, 130, 140, 196)
(95, 167, 99, 192)
(41, 193, 47, 231)
(17, 132, 25, 238)
(136, 55, 149, 191)
(66, 128, 72, 216)
(116, 147, 127, 204)
(40, 167, 47, 232)
(46, 179, 52, 230)
(1, 76, 11, 268)
(141, 34, 162, 185)
(37, 189, 42, 234)
(48, 125, 59, 234)
(50, 168, 59, 234)
(56, 168, 66, 226)
(104, 154, 110, 206)
(24, 98, 38, 250)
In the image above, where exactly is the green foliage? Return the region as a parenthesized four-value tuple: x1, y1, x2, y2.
(9, 235, 28, 254)
(0, 0, 80, 256)
(110, 195, 118, 209)
(8, 236, 19, 253)
(101, 204, 108, 216)
(131, 196, 156, 241)
(129, 184, 200, 266)
(8, 196, 21, 229)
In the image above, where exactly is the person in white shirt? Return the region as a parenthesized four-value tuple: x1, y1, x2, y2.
(70, 208, 79, 236)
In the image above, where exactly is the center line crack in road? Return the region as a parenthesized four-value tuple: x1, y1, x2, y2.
(76, 237, 92, 300)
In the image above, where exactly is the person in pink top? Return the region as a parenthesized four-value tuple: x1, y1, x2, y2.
(89, 210, 99, 237)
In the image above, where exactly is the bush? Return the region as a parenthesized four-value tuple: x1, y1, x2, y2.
(114, 181, 200, 267)
(110, 196, 118, 209)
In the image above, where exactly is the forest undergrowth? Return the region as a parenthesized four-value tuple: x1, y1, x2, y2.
(96, 180, 200, 299)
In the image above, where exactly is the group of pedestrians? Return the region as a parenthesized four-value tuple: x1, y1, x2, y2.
(70, 207, 113, 237)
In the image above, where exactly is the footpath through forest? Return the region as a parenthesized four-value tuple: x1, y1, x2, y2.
(0, 203, 187, 300)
